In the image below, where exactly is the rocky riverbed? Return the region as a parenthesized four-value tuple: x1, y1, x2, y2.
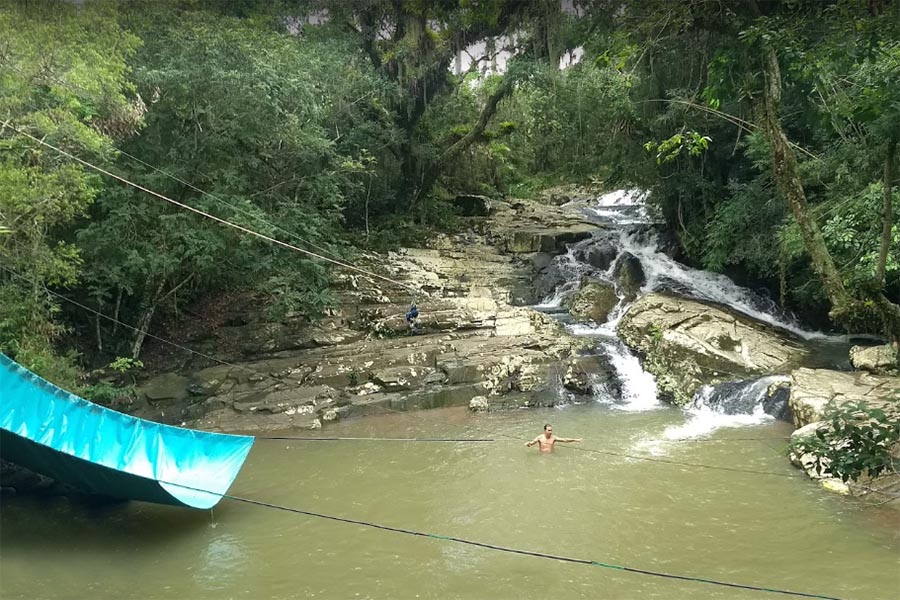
(126, 196, 601, 432)
(109, 191, 900, 501)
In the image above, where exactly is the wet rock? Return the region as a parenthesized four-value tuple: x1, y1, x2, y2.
(371, 366, 433, 391)
(787, 399, 900, 500)
(566, 279, 618, 324)
(453, 194, 493, 216)
(468, 396, 490, 412)
(142, 373, 190, 404)
(0, 459, 79, 497)
(763, 379, 792, 421)
(562, 357, 601, 395)
(849, 344, 897, 375)
(575, 240, 618, 271)
(612, 252, 645, 301)
(788, 422, 851, 493)
(617, 293, 808, 405)
(502, 227, 595, 254)
(528, 252, 556, 272)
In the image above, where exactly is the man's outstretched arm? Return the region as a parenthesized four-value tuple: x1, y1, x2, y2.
(556, 437, 582, 443)
(525, 436, 541, 447)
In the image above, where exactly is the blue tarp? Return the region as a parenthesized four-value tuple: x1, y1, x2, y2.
(0, 353, 254, 509)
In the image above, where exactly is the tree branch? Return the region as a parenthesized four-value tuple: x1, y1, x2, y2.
(441, 78, 513, 165)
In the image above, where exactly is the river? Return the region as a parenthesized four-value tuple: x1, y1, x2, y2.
(1, 405, 898, 600)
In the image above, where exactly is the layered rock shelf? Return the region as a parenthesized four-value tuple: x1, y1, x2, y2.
(131, 198, 601, 432)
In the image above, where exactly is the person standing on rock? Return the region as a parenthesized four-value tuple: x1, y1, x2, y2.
(405, 302, 419, 334)
(525, 424, 582, 453)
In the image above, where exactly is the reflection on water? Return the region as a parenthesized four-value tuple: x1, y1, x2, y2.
(194, 533, 245, 590)
(2, 405, 898, 600)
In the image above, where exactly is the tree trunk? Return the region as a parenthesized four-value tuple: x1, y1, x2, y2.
(111, 287, 122, 336)
(760, 47, 900, 337)
(761, 48, 851, 312)
(545, 0, 562, 70)
(876, 135, 896, 286)
(131, 280, 165, 360)
(95, 300, 103, 354)
(130, 303, 157, 360)
(417, 77, 514, 204)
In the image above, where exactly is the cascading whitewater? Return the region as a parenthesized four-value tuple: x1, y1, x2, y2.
(663, 376, 790, 440)
(538, 188, 825, 425)
(615, 230, 825, 340)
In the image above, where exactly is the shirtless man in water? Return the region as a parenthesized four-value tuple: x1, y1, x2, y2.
(525, 424, 582, 453)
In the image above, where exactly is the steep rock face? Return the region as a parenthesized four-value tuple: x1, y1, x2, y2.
(616, 293, 808, 405)
(134, 198, 601, 432)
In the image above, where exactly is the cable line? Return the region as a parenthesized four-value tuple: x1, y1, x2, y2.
(112, 146, 349, 265)
(258, 435, 493, 442)
(3, 122, 425, 297)
(160, 479, 849, 600)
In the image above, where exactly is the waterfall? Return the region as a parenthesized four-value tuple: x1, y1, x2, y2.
(617, 231, 825, 340)
(663, 376, 790, 439)
(537, 188, 824, 422)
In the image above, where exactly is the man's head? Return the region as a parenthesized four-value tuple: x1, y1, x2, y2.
(543, 423, 552, 437)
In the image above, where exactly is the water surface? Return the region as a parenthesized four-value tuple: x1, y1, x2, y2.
(2, 405, 897, 600)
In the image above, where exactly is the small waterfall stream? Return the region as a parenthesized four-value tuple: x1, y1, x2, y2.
(537, 189, 829, 435)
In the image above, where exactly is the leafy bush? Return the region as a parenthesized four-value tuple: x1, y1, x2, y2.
(82, 381, 136, 407)
(790, 401, 900, 483)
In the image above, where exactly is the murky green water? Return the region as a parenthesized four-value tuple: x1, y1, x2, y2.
(2, 405, 898, 600)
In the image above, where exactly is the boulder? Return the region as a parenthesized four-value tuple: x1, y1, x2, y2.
(787, 373, 900, 499)
(565, 279, 619, 324)
(371, 366, 434, 391)
(468, 396, 490, 412)
(453, 194, 493, 217)
(612, 252, 645, 301)
(142, 373, 190, 404)
(788, 424, 851, 495)
(788, 367, 900, 428)
(617, 293, 808, 405)
(575, 240, 618, 271)
(849, 344, 898, 375)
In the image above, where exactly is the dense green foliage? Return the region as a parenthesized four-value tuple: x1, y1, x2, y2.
(790, 401, 900, 484)
(0, 0, 898, 384)
(0, 0, 140, 386)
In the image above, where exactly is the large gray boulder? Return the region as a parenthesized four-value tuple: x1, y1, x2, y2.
(565, 279, 619, 324)
(617, 293, 808, 405)
(575, 240, 618, 271)
(788, 367, 900, 428)
(849, 344, 898, 375)
(612, 252, 645, 301)
(142, 373, 190, 404)
(453, 194, 493, 217)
